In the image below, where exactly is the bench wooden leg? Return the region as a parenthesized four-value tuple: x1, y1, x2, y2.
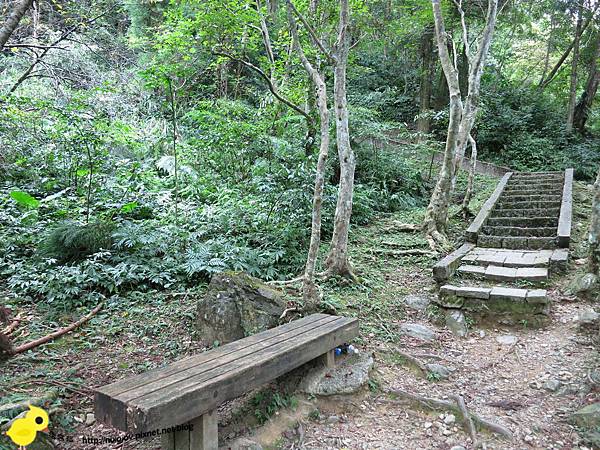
(320, 349, 336, 368)
(190, 409, 218, 450)
(161, 410, 218, 450)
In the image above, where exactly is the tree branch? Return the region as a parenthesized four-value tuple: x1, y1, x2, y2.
(287, 0, 335, 63)
(212, 50, 312, 124)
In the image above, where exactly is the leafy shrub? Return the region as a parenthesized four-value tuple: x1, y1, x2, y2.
(41, 221, 114, 263)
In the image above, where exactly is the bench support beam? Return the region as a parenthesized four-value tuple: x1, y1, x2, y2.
(161, 410, 218, 450)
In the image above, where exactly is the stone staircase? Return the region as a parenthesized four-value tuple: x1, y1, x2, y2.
(432, 170, 573, 328)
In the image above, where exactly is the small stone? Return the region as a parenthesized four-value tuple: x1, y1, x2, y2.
(543, 379, 561, 392)
(444, 310, 468, 337)
(442, 428, 453, 436)
(400, 323, 436, 341)
(424, 421, 433, 429)
(85, 413, 95, 426)
(444, 414, 456, 425)
(577, 309, 600, 326)
(571, 402, 600, 429)
(496, 335, 518, 345)
(427, 363, 452, 380)
(450, 446, 466, 450)
(326, 415, 339, 424)
(524, 435, 535, 443)
(403, 295, 430, 311)
(479, 330, 486, 338)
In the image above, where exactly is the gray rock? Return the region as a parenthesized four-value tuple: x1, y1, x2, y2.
(443, 414, 456, 425)
(403, 295, 430, 311)
(569, 273, 599, 296)
(543, 379, 561, 392)
(426, 363, 452, 380)
(298, 352, 374, 396)
(230, 437, 264, 450)
(195, 272, 285, 344)
(577, 309, 600, 326)
(444, 310, 468, 337)
(400, 323, 436, 341)
(570, 402, 600, 429)
(450, 446, 466, 450)
(85, 412, 95, 426)
(496, 335, 517, 345)
(326, 415, 339, 424)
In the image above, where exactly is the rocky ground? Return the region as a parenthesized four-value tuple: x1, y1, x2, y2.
(2, 177, 599, 450)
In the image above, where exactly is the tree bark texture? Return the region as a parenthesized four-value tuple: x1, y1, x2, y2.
(287, 1, 330, 303)
(0, 0, 34, 50)
(574, 33, 600, 133)
(566, 6, 583, 133)
(325, 0, 356, 277)
(461, 134, 477, 214)
(589, 167, 600, 274)
(417, 24, 434, 137)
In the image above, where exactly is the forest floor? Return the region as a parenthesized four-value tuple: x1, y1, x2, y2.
(1, 175, 598, 450)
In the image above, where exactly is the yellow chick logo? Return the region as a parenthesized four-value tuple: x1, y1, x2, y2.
(5, 405, 50, 450)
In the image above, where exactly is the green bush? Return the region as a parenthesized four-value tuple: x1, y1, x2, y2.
(41, 221, 115, 263)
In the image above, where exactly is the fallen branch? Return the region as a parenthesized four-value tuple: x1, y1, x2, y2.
(388, 222, 421, 232)
(382, 389, 513, 441)
(452, 394, 480, 448)
(2, 312, 23, 335)
(372, 248, 436, 256)
(9, 303, 103, 355)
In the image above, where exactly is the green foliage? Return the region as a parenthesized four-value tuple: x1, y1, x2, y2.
(41, 222, 114, 263)
(251, 390, 298, 425)
(9, 191, 39, 208)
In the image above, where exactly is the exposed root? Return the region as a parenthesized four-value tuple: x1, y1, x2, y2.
(381, 389, 514, 441)
(452, 394, 480, 448)
(9, 303, 103, 356)
(394, 351, 429, 375)
(2, 312, 23, 335)
(373, 248, 436, 256)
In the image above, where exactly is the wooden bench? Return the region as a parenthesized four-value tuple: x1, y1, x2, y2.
(94, 313, 359, 450)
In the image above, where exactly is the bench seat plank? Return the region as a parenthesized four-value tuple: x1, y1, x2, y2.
(95, 314, 358, 432)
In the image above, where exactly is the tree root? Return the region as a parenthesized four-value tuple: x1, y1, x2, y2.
(381, 389, 513, 442)
(8, 303, 103, 356)
(373, 248, 436, 256)
(452, 394, 480, 448)
(385, 222, 421, 232)
(394, 351, 429, 375)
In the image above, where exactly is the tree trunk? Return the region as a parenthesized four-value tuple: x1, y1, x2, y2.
(287, 0, 330, 304)
(589, 167, 600, 274)
(574, 33, 600, 133)
(417, 25, 434, 138)
(566, 6, 583, 133)
(325, 0, 355, 278)
(424, 0, 497, 247)
(0, 0, 34, 49)
(461, 134, 477, 215)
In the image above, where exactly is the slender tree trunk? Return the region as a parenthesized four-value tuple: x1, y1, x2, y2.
(325, 0, 355, 278)
(417, 25, 434, 138)
(423, 0, 497, 247)
(461, 134, 477, 216)
(589, 167, 600, 274)
(287, 1, 330, 304)
(566, 7, 583, 132)
(574, 33, 600, 133)
(0, 0, 34, 50)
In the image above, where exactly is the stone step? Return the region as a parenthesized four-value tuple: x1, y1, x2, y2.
(499, 194, 562, 203)
(478, 235, 557, 250)
(503, 185, 563, 194)
(490, 208, 560, 218)
(486, 217, 558, 228)
(462, 249, 551, 268)
(457, 264, 548, 282)
(495, 200, 562, 210)
(511, 171, 563, 177)
(481, 226, 556, 237)
(438, 284, 548, 305)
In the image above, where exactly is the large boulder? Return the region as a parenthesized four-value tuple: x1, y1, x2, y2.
(195, 272, 286, 344)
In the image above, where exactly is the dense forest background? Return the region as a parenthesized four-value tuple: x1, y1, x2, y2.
(1, 0, 599, 311)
